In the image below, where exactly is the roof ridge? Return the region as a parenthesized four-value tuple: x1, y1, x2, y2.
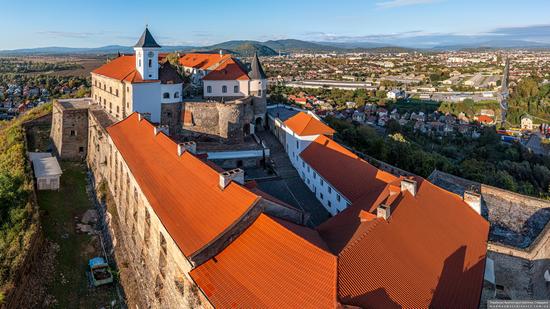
(339, 217, 384, 256)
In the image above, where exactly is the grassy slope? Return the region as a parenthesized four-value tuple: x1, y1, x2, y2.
(0, 103, 52, 299)
(38, 162, 117, 308)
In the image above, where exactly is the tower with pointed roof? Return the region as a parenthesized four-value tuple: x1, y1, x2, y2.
(134, 26, 161, 80)
(248, 53, 268, 125)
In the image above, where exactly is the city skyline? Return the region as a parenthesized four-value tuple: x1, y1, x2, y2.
(1, 0, 550, 49)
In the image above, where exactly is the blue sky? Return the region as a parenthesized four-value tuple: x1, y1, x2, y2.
(1, 0, 550, 49)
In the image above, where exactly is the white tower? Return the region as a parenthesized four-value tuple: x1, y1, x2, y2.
(133, 26, 161, 80)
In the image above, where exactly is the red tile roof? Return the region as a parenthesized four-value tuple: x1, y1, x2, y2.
(476, 115, 494, 124)
(106, 113, 259, 256)
(300, 135, 396, 203)
(92, 55, 158, 84)
(283, 112, 336, 136)
(178, 53, 231, 70)
(190, 214, 338, 309)
(203, 58, 250, 81)
(318, 177, 489, 309)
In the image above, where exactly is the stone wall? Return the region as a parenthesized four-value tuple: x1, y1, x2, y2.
(51, 101, 89, 160)
(165, 97, 258, 142)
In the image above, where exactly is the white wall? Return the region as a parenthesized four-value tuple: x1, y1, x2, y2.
(134, 47, 159, 80)
(295, 157, 350, 216)
(249, 78, 267, 92)
(161, 83, 183, 104)
(203, 80, 247, 97)
(131, 82, 162, 122)
(284, 131, 317, 168)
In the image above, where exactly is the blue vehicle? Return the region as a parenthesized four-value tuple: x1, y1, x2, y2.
(89, 257, 113, 287)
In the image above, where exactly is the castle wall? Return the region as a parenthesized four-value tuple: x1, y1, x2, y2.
(50, 102, 88, 160)
(87, 114, 211, 308)
(91, 74, 127, 120)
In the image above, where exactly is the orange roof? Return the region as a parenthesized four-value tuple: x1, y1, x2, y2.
(476, 115, 494, 124)
(106, 113, 259, 256)
(178, 53, 231, 70)
(283, 112, 336, 136)
(318, 178, 489, 308)
(92, 55, 158, 84)
(203, 57, 250, 81)
(190, 214, 338, 309)
(300, 135, 396, 203)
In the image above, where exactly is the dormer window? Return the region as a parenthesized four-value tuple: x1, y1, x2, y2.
(163, 92, 170, 99)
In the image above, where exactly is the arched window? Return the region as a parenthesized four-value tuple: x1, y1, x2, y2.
(222, 85, 227, 93)
(174, 92, 180, 98)
(207, 86, 212, 93)
(163, 92, 170, 99)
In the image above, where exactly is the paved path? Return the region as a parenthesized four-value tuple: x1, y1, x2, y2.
(256, 131, 330, 227)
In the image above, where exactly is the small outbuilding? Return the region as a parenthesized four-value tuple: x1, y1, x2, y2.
(29, 152, 62, 190)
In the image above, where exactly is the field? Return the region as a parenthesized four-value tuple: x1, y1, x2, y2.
(0, 56, 105, 77)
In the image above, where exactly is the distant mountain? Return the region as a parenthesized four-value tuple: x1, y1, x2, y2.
(433, 40, 550, 51)
(193, 41, 278, 56)
(0, 45, 192, 56)
(3, 37, 549, 57)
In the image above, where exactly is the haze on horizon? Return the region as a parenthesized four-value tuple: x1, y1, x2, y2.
(1, 0, 550, 50)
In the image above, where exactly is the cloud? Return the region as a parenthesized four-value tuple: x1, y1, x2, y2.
(376, 0, 440, 9)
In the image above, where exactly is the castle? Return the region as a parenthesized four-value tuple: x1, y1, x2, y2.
(90, 27, 267, 143)
(50, 27, 491, 308)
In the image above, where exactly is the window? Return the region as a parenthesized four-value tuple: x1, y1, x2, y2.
(139, 59, 142, 67)
(79, 147, 84, 153)
(328, 187, 332, 194)
(302, 161, 305, 168)
(234, 85, 239, 93)
(207, 86, 212, 93)
(222, 85, 227, 93)
(70, 130, 76, 136)
(328, 200, 332, 207)
(320, 192, 324, 200)
(313, 173, 317, 180)
(337, 194, 341, 202)
(148, 58, 152, 68)
(258, 89, 262, 96)
(116, 106, 119, 113)
(109, 87, 112, 94)
(321, 179, 324, 186)
(296, 140, 299, 148)
(163, 92, 170, 99)
(307, 166, 310, 173)
(127, 86, 130, 92)
(115, 89, 119, 96)
(174, 92, 179, 98)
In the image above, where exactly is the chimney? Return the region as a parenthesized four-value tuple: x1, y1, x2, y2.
(219, 49, 223, 57)
(177, 141, 197, 156)
(138, 113, 143, 121)
(377, 204, 391, 220)
(401, 178, 417, 196)
(154, 125, 169, 136)
(219, 168, 245, 190)
(463, 191, 482, 215)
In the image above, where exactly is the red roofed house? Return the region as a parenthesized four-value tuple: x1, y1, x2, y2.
(91, 27, 183, 123)
(282, 111, 336, 169)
